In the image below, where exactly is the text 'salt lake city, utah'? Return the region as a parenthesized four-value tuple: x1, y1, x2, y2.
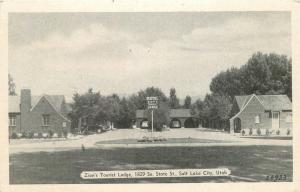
(8, 11, 293, 184)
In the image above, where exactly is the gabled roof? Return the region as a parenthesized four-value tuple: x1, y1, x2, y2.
(170, 109, 191, 118)
(136, 109, 192, 119)
(32, 95, 65, 113)
(8, 95, 71, 114)
(234, 94, 292, 111)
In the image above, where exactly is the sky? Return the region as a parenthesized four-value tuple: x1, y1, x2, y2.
(8, 12, 291, 102)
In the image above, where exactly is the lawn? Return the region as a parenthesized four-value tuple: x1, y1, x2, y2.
(9, 145, 292, 184)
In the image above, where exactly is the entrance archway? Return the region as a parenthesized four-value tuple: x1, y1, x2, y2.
(170, 118, 181, 128)
(184, 118, 198, 128)
(234, 118, 241, 133)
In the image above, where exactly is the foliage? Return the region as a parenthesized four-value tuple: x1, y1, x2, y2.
(249, 128, 253, 136)
(241, 130, 245, 136)
(11, 132, 18, 139)
(183, 95, 192, 109)
(257, 128, 261, 136)
(146, 102, 170, 130)
(70, 87, 168, 129)
(169, 88, 180, 109)
(8, 73, 17, 96)
(210, 52, 292, 100)
(276, 130, 280, 135)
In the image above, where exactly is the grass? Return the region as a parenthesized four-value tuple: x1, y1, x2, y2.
(242, 136, 292, 140)
(9, 145, 292, 184)
(95, 138, 234, 145)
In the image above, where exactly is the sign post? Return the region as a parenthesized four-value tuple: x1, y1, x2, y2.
(146, 97, 158, 138)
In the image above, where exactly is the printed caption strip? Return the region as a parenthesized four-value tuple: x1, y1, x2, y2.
(81, 168, 231, 179)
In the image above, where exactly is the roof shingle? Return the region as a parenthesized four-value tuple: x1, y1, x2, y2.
(235, 94, 292, 111)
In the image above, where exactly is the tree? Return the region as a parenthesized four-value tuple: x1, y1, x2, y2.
(8, 73, 17, 96)
(130, 87, 168, 110)
(183, 95, 192, 109)
(116, 97, 134, 128)
(209, 52, 292, 100)
(169, 88, 180, 109)
(105, 94, 121, 128)
(69, 88, 102, 131)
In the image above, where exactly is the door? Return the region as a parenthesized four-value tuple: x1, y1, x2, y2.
(272, 112, 280, 129)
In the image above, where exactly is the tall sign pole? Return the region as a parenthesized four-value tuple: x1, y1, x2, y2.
(151, 109, 154, 137)
(146, 96, 158, 138)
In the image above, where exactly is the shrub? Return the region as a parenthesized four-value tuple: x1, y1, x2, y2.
(63, 131, 68, 138)
(241, 130, 245, 136)
(249, 128, 253, 136)
(21, 132, 28, 138)
(257, 128, 261, 136)
(28, 132, 34, 139)
(266, 129, 270, 136)
(155, 127, 162, 132)
(11, 132, 18, 139)
(48, 130, 54, 138)
(276, 130, 280, 135)
(38, 132, 43, 138)
(287, 129, 291, 136)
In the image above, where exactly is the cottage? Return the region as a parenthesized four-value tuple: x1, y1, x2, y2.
(135, 109, 198, 128)
(229, 94, 292, 135)
(8, 89, 71, 137)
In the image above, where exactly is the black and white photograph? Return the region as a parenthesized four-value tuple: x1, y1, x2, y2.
(1, 1, 300, 191)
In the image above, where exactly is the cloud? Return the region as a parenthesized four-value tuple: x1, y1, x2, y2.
(9, 15, 291, 101)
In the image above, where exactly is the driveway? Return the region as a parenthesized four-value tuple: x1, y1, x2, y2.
(9, 128, 292, 154)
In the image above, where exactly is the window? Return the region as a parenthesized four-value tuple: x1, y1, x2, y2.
(286, 114, 292, 123)
(255, 115, 260, 124)
(141, 121, 148, 127)
(43, 114, 50, 126)
(9, 116, 16, 126)
(62, 122, 67, 128)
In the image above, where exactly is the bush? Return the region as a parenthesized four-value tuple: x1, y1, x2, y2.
(266, 129, 270, 136)
(287, 129, 291, 135)
(241, 130, 245, 136)
(63, 131, 68, 138)
(28, 132, 34, 139)
(38, 132, 43, 138)
(21, 132, 28, 138)
(249, 128, 253, 136)
(257, 128, 261, 136)
(48, 130, 54, 138)
(276, 130, 280, 135)
(11, 132, 18, 139)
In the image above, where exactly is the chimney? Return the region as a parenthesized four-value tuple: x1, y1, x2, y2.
(20, 89, 31, 112)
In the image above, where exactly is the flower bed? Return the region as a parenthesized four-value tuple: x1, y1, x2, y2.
(241, 128, 292, 137)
